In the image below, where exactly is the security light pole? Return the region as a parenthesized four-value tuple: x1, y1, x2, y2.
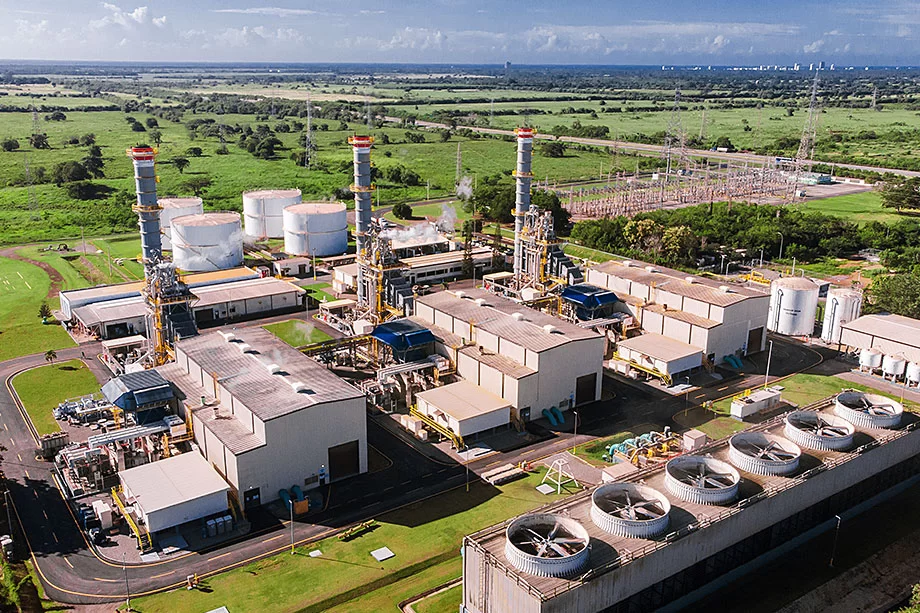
(571, 411, 579, 454)
(124, 553, 131, 611)
(290, 501, 295, 555)
(764, 340, 774, 389)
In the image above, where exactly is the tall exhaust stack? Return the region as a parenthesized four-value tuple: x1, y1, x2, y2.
(126, 146, 163, 278)
(513, 127, 535, 280)
(349, 135, 374, 306)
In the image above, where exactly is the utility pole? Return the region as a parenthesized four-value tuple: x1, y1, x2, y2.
(290, 500, 295, 554)
(124, 553, 131, 611)
(764, 339, 774, 388)
(455, 142, 462, 191)
(25, 106, 40, 221)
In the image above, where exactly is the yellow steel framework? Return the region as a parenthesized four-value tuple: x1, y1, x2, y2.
(111, 485, 153, 551)
(410, 405, 465, 450)
(615, 353, 673, 386)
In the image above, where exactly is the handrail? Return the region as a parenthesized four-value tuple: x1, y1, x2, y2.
(111, 486, 152, 551)
(409, 406, 465, 450)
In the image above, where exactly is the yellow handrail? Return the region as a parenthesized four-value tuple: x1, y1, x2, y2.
(409, 406, 465, 450)
(111, 486, 152, 551)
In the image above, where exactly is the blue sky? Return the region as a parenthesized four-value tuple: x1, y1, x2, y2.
(1, 1, 918, 64)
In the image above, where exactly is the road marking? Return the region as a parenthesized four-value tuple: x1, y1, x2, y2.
(42, 509, 48, 521)
(262, 534, 285, 543)
(8, 438, 14, 447)
(63, 557, 74, 569)
(23, 470, 29, 479)
(16, 453, 21, 462)
(400, 480, 412, 486)
(94, 577, 119, 583)
(152, 570, 175, 579)
(51, 532, 58, 544)
(694, 393, 707, 399)
(718, 386, 730, 391)
(209, 551, 234, 562)
(383, 486, 395, 492)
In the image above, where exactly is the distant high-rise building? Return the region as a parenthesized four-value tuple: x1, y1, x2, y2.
(818, 60, 826, 70)
(830, 63, 835, 71)
(809, 63, 815, 71)
(793, 63, 801, 70)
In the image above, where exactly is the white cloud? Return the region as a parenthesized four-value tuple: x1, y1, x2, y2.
(213, 25, 305, 47)
(153, 16, 167, 27)
(359, 10, 386, 15)
(213, 7, 327, 17)
(823, 29, 843, 36)
(89, 4, 167, 30)
(803, 39, 825, 53)
(384, 27, 446, 51)
(709, 34, 730, 50)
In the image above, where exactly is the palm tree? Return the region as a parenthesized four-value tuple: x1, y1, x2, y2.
(44, 349, 57, 365)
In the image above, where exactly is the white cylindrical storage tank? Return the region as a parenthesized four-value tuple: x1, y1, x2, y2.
(171, 212, 243, 272)
(282, 201, 348, 257)
(242, 189, 302, 239)
(882, 353, 907, 378)
(158, 197, 204, 250)
(821, 288, 862, 344)
(907, 362, 920, 386)
(768, 277, 819, 336)
(859, 348, 883, 371)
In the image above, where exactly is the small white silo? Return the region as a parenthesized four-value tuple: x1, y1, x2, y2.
(282, 201, 348, 257)
(158, 197, 204, 250)
(768, 276, 820, 336)
(821, 288, 862, 344)
(171, 212, 243, 272)
(242, 189, 302, 239)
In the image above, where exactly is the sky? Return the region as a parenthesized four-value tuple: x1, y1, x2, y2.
(1, 1, 918, 65)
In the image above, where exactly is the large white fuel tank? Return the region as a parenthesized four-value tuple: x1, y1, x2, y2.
(821, 287, 862, 344)
(768, 277, 819, 336)
(282, 201, 348, 257)
(171, 212, 243, 272)
(242, 189, 302, 239)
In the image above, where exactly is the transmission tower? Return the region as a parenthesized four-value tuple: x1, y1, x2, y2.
(24, 107, 40, 221)
(796, 71, 820, 169)
(871, 85, 878, 111)
(303, 93, 314, 169)
(664, 88, 689, 175)
(365, 94, 372, 130)
(455, 142, 462, 190)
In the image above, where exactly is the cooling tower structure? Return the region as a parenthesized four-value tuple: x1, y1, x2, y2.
(504, 514, 590, 578)
(768, 276, 819, 336)
(821, 288, 862, 344)
(242, 189, 302, 239)
(171, 212, 243, 272)
(349, 135, 375, 306)
(513, 127, 534, 281)
(282, 202, 348, 257)
(158, 197, 204, 250)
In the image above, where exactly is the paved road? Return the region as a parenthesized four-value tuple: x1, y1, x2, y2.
(395, 118, 920, 179)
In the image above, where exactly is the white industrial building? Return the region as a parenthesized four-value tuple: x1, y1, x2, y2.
(413, 289, 605, 423)
(839, 314, 920, 363)
(615, 333, 703, 380)
(586, 259, 769, 365)
(417, 380, 511, 438)
(118, 452, 229, 533)
(332, 248, 494, 296)
(64, 275, 306, 339)
(157, 328, 367, 511)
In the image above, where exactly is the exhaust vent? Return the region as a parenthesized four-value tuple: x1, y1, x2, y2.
(475, 298, 487, 307)
(265, 363, 281, 375)
(511, 312, 525, 321)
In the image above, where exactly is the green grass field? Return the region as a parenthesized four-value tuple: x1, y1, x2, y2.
(126, 468, 571, 613)
(0, 257, 75, 361)
(326, 558, 460, 613)
(263, 319, 333, 347)
(415, 584, 462, 613)
(573, 431, 635, 466)
(797, 190, 910, 225)
(694, 416, 748, 440)
(14, 246, 91, 291)
(11, 360, 99, 436)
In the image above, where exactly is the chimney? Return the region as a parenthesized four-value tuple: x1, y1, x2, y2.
(126, 146, 162, 279)
(513, 127, 535, 280)
(349, 135, 374, 306)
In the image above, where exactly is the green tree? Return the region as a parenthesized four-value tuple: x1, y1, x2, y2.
(661, 225, 697, 265)
(29, 133, 50, 149)
(1, 138, 19, 152)
(38, 302, 52, 321)
(52, 160, 89, 185)
(44, 349, 57, 364)
(392, 202, 413, 219)
(186, 146, 203, 157)
(149, 129, 162, 146)
(145, 117, 159, 129)
(539, 141, 566, 158)
(171, 156, 190, 174)
(81, 155, 105, 179)
(867, 272, 920, 319)
(78, 133, 96, 147)
(624, 218, 664, 252)
(880, 177, 920, 213)
(184, 176, 212, 197)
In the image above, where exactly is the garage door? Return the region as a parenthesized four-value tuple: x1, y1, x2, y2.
(746, 327, 764, 355)
(328, 440, 360, 481)
(575, 373, 597, 406)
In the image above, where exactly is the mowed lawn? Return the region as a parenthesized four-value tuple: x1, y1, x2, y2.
(263, 319, 333, 347)
(127, 468, 572, 613)
(415, 584, 463, 613)
(12, 360, 100, 436)
(0, 257, 75, 361)
(798, 190, 910, 225)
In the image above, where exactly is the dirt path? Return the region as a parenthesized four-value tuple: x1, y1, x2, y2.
(0, 246, 66, 301)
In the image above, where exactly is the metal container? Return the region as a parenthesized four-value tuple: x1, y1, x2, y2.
(768, 277, 819, 336)
(882, 353, 907, 378)
(243, 189, 302, 239)
(859, 348, 883, 370)
(171, 212, 243, 272)
(820, 288, 862, 344)
(282, 201, 348, 257)
(907, 362, 920, 385)
(158, 197, 204, 250)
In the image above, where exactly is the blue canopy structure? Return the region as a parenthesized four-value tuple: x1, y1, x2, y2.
(371, 319, 436, 361)
(561, 284, 620, 320)
(102, 370, 174, 412)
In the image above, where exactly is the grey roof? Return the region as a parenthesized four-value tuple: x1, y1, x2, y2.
(102, 370, 174, 409)
(119, 452, 229, 514)
(417, 380, 510, 421)
(156, 363, 265, 454)
(191, 277, 304, 308)
(415, 289, 601, 353)
(617, 333, 703, 361)
(841, 313, 920, 346)
(74, 296, 145, 327)
(173, 328, 363, 421)
(591, 260, 766, 307)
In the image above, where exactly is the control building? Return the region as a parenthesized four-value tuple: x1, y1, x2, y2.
(156, 328, 367, 511)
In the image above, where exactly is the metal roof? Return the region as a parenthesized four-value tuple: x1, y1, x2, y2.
(416, 289, 601, 353)
(841, 313, 920, 345)
(417, 380, 511, 421)
(372, 319, 436, 352)
(642, 303, 721, 329)
(617, 333, 703, 362)
(74, 296, 145, 327)
(61, 268, 257, 304)
(101, 370, 173, 410)
(591, 260, 765, 307)
(401, 247, 492, 269)
(119, 452, 229, 515)
(191, 277, 304, 308)
(173, 328, 363, 421)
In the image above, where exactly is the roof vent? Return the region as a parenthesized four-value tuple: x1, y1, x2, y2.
(218, 331, 237, 342)
(622, 260, 632, 267)
(543, 324, 559, 334)
(685, 276, 696, 284)
(265, 363, 281, 375)
(511, 312, 525, 321)
(719, 285, 732, 293)
(238, 343, 253, 354)
(289, 380, 314, 394)
(475, 298, 487, 307)
(645, 266, 657, 273)
(455, 290, 466, 299)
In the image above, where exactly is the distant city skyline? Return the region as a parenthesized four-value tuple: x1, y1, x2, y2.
(1, 1, 919, 65)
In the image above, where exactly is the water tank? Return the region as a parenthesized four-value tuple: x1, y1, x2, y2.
(158, 197, 204, 250)
(768, 277, 819, 336)
(907, 362, 920, 385)
(821, 288, 862, 344)
(882, 353, 907, 378)
(282, 202, 348, 257)
(243, 189, 302, 239)
(171, 212, 243, 272)
(859, 348, 883, 370)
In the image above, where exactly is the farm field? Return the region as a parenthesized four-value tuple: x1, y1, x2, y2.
(125, 467, 573, 613)
(11, 359, 99, 436)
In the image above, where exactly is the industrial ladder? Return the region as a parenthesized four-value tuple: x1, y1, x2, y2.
(409, 406, 466, 450)
(111, 486, 153, 551)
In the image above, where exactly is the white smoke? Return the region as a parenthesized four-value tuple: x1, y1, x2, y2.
(436, 204, 458, 233)
(456, 176, 473, 200)
(381, 221, 442, 247)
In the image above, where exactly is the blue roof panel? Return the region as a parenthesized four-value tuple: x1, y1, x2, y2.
(372, 319, 436, 352)
(561, 284, 619, 309)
